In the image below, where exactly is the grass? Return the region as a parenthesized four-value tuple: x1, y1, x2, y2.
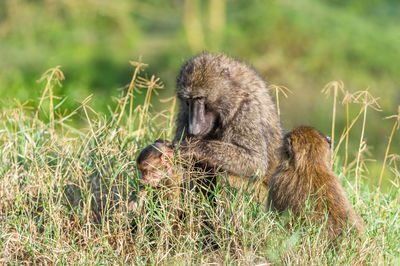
(0, 64, 399, 264)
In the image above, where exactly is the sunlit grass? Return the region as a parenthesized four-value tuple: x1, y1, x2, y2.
(0, 64, 399, 264)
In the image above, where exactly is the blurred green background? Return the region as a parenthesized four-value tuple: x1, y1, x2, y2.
(1, 0, 399, 186)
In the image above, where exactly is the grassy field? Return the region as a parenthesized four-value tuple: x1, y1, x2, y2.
(0, 65, 399, 264)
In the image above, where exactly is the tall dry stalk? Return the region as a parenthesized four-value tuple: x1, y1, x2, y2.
(115, 59, 147, 129)
(322, 81, 344, 152)
(388, 154, 400, 187)
(341, 90, 354, 171)
(135, 75, 164, 138)
(331, 107, 363, 165)
(352, 89, 381, 200)
(33, 66, 65, 132)
(270, 84, 292, 117)
(378, 106, 400, 188)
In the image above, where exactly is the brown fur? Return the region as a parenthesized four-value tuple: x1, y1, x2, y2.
(174, 52, 283, 194)
(268, 126, 363, 239)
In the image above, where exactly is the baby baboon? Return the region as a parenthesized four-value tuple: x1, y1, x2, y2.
(268, 126, 363, 239)
(130, 140, 182, 212)
(174, 52, 283, 191)
(136, 139, 176, 187)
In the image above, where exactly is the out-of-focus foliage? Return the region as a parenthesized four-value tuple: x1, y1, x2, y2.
(0, 0, 399, 184)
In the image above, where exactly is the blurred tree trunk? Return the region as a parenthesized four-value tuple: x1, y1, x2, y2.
(208, 0, 226, 51)
(183, 0, 205, 52)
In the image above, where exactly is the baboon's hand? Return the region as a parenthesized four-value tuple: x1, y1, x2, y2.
(176, 138, 201, 160)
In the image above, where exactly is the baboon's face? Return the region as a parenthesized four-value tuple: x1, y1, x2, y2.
(185, 96, 217, 136)
(138, 157, 171, 187)
(177, 56, 229, 137)
(137, 142, 174, 187)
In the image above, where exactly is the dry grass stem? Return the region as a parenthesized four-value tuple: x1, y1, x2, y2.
(115, 58, 148, 128)
(378, 106, 400, 188)
(270, 84, 292, 116)
(33, 66, 65, 131)
(352, 89, 381, 201)
(322, 80, 345, 153)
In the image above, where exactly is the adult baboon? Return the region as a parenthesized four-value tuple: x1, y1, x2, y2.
(174, 52, 283, 191)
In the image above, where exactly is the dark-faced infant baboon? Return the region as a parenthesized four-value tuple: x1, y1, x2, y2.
(174, 52, 283, 195)
(268, 126, 363, 239)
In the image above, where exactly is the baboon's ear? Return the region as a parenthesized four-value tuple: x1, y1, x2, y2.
(285, 137, 293, 158)
(325, 136, 332, 149)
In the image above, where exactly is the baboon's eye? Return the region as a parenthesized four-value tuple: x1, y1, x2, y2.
(180, 97, 190, 106)
(204, 101, 211, 111)
(325, 136, 332, 148)
(139, 169, 147, 177)
(193, 96, 204, 101)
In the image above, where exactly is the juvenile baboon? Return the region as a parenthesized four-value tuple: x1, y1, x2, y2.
(174, 52, 283, 191)
(268, 126, 363, 239)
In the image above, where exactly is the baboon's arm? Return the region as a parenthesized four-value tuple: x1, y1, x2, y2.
(180, 137, 268, 178)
